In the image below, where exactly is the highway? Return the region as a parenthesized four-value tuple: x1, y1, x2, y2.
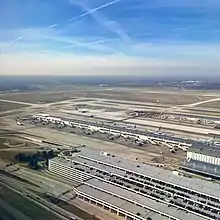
(0, 157, 86, 220)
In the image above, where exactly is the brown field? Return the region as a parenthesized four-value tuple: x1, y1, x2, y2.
(0, 101, 28, 111)
(0, 136, 39, 161)
(197, 100, 220, 109)
(0, 88, 215, 105)
(0, 137, 23, 148)
(0, 150, 21, 161)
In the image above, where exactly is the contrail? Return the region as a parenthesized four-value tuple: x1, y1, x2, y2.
(30, 38, 120, 56)
(48, 23, 58, 28)
(60, 38, 118, 49)
(0, 37, 23, 49)
(67, 0, 121, 22)
(1, 0, 121, 49)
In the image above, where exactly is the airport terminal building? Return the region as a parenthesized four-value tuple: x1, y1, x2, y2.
(48, 147, 220, 220)
(182, 143, 220, 179)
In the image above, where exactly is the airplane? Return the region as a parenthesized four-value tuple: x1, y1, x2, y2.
(107, 135, 115, 140)
(83, 130, 93, 135)
(88, 126, 99, 132)
(121, 134, 130, 139)
(108, 132, 121, 138)
(153, 126, 167, 135)
(201, 136, 216, 145)
(134, 139, 144, 146)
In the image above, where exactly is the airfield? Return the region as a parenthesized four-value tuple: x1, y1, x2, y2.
(1, 86, 220, 220)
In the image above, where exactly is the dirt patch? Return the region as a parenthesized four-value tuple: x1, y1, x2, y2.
(0, 136, 37, 150)
(0, 150, 21, 161)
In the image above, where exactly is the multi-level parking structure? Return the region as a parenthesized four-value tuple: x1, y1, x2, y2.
(30, 114, 211, 149)
(48, 148, 220, 220)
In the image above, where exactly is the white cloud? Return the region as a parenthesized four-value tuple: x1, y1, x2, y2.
(1, 53, 219, 76)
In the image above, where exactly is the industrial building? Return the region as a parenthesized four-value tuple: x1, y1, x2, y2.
(48, 147, 220, 220)
(182, 143, 220, 179)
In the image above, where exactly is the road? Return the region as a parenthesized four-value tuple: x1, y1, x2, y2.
(0, 159, 112, 220)
(0, 171, 81, 220)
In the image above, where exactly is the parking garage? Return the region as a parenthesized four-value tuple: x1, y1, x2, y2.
(49, 148, 220, 220)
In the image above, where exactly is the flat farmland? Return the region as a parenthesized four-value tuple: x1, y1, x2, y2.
(0, 101, 28, 111)
(0, 88, 215, 105)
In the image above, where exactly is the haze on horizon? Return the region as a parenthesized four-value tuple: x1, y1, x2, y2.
(0, 0, 220, 77)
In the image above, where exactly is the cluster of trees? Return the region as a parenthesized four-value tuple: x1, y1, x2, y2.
(14, 150, 55, 170)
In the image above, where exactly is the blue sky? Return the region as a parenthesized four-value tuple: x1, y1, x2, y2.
(0, 0, 220, 75)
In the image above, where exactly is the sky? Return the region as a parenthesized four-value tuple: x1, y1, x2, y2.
(0, 0, 220, 76)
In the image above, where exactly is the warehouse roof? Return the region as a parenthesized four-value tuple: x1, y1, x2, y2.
(188, 143, 220, 157)
(76, 178, 206, 220)
(182, 159, 220, 178)
(56, 147, 220, 199)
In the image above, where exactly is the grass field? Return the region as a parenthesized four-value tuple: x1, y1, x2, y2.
(0, 184, 60, 220)
(0, 90, 78, 104)
(0, 136, 37, 150)
(197, 100, 220, 108)
(0, 88, 215, 105)
(0, 101, 27, 112)
(0, 205, 17, 220)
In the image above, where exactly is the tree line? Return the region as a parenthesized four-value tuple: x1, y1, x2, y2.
(14, 150, 55, 170)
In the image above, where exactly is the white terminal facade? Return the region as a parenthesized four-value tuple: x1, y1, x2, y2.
(183, 144, 220, 178)
(48, 147, 220, 220)
(187, 145, 220, 165)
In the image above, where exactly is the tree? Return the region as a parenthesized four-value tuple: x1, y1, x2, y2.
(42, 151, 47, 159)
(48, 150, 54, 159)
(36, 151, 41, 158)
(28, 156, 40, 170)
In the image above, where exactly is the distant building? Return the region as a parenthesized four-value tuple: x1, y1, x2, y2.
(181, 143, 220, 179)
